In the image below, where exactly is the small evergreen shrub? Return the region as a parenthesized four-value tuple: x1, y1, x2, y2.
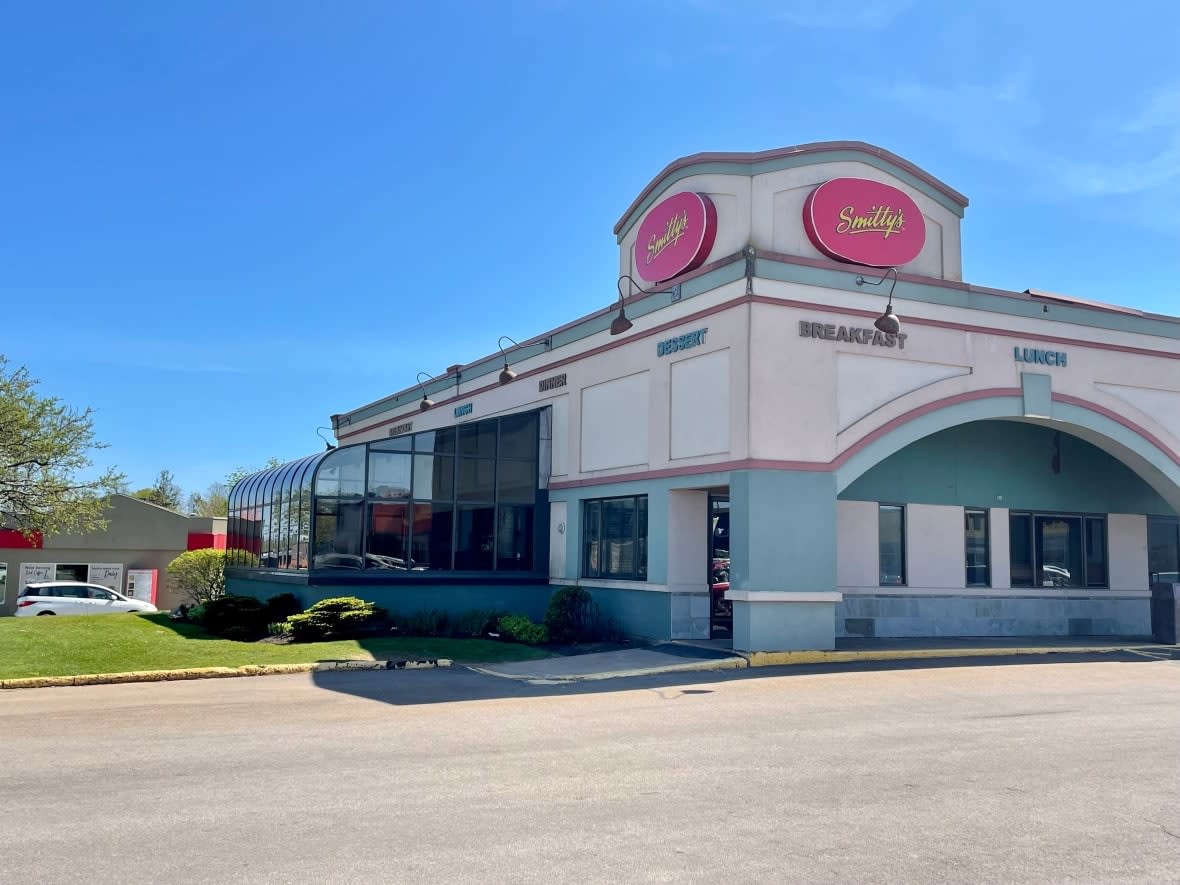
(544, 586, 599, 644)
(263, 592, 303, 623)
(496, 613, 548, 645)
(199, 595, 269, 639)
(285, 596, 382, 642)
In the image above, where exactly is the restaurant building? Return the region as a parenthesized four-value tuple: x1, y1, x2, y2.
(226, 141, 1180, 651)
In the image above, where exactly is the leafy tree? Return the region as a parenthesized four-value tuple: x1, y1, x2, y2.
(0, 356, 124, 535)
(167, 547, 259, 605)
(132, 469, 183, 510)
(187, 482, 229, 517)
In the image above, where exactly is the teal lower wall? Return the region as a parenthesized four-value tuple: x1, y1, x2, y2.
(226, 576, 553, 623)
(582, 586, 672, 641)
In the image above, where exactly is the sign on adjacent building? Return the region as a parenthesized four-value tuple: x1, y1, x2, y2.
(634, 192, 718, 283)
(803, 177, 926, 268)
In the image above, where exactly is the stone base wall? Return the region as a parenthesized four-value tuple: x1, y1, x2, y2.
(837, 594, 1151, 639)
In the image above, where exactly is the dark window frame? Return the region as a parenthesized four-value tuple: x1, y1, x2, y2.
(878, 503, 906, 587)
(965, 507, 990, 588)
(1008, 510, 1110, 589)
(582, 494, 648, 581)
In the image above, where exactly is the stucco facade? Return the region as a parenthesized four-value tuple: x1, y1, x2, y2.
(227, 141, 1180, 651)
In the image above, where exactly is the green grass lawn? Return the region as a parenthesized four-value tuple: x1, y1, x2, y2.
(0, 613, 553, 680)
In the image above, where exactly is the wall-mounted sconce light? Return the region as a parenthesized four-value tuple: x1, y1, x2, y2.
(496, 335, 553, 384)
(612, 275, 683, 336)
(855, 267, 901, 335)
(315, 427, 337, 451)
(416, 371, 437, 411)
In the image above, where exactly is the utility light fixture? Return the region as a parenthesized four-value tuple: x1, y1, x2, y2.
(611, 274, 683, 336)
(855, 267, 902, 335)
(416, 371, 437, 411)
(496, 335, 553, 384)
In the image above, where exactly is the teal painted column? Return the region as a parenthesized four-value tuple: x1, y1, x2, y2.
(727, 469, 840, 651)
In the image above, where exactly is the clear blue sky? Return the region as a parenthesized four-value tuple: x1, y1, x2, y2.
(2, 1, 1178, 502)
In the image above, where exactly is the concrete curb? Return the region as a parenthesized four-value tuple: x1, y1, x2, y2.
(743, 644, 1179, 668)
(0, 658, 452, 690)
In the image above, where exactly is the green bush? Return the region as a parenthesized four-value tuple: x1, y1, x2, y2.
(263, 592, 303, 623)
(496, 613, 548, 645)
(285, 596, 383, 642)
(544, 586, 599, 644)
(199, 595, 269, 640)
(390, 608, 504, 638)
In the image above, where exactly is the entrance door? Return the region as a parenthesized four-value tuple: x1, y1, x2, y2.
(709, 495, 731, 639)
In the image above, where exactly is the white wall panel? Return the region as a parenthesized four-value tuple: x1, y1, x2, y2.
(580, 372, 650, 472)
(1109, 513, 1148, 590)
(906, 504, 965, 589)
(670, 349, 731, 459)
(837, 353, 972, 431)
(837, 500, 879, 588)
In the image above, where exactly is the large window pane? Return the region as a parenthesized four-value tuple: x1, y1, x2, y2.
(456, 458, 495, 502)
(1085, 517, 1108, 588)
(1037, 516, 1082, 587)
(455, 504, 495, 570)
(582, 496, 646, 580)
(312, 499, 363, 569)
(499, 412, 538, 461)
(496, 505, 534, 571)
(458, 422, 497, 458)
(1010, 514, 1033, 587)
(413, 454, 454, 501)
(965, 508, 989, 587)
(1149, 518, 1179, 583)
(410, 501, 453, 571)
(496, 459, 536, 504)
(416, 427, 455, 455)
(315, 446, 365, 497)
(879, 505, 905, 586)
(368, 451, 412, 499)
(366, 503, 409, 569)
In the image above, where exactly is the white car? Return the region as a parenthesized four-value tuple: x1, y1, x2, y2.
(14, 581, 158, 617)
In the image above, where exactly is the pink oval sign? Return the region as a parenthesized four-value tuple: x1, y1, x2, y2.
(803, 178, 925, 267)
(633, 192, 718, 283)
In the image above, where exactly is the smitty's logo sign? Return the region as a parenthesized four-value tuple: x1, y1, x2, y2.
(803, 178, 926, 267)
(633, 192, 718, 283)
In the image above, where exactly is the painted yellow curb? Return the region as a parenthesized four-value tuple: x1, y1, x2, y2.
(745, 645, 1153, 667)
(0, 663, 319, 690)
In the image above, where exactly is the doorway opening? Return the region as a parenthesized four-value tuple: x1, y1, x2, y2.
(709, 494, 731, 639)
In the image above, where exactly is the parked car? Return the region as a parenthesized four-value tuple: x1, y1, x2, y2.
(14, 582, 158, 617)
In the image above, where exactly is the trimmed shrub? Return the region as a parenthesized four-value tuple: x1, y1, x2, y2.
(496, 613, 548, 645)
(390, 609, 504, 638)
(263, 592, 303, 623)
(544, 586, 599, 644)
(199, 595, 269, 640)
(285, 596, 382, 642)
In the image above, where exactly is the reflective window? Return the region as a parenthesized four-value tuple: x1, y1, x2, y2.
(1009, 512, 1108, 588)
(232, 410, 544, 576)
(1149, 517, 1179, 584)
(369, 451, 412, 500)
(965, 508, 989, 587)
(879, 504, 906, 586)
(410, 501, 453, 570)
(583, 495, 647, 580)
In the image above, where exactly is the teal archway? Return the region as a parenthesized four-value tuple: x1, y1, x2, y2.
(832, 389, 1180, 514)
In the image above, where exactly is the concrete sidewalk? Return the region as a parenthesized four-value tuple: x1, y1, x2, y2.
(469, 637, 1180, 683)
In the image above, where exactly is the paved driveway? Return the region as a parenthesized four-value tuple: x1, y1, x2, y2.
(3, 659, 1179, 884)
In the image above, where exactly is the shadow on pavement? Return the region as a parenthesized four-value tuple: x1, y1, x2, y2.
(308, 648, 1174, 707)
